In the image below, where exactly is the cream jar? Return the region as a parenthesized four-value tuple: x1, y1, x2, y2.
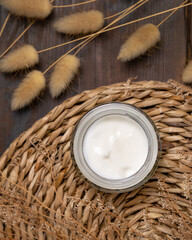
(71, 103, 161, 193)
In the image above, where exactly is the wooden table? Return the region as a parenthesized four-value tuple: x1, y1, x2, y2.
(0, 0, 190, 155)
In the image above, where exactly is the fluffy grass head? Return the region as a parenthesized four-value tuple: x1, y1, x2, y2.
(49, 54, 80, 98)
(0, 45, 39, 73)
(0, 0, 53, 19)
(182, 60, 192, 84)
(118, 24, 161, 62)
(11, 70, 46, 111)
(53, 10, 104, 35)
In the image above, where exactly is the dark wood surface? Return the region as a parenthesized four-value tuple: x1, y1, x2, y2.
(0, 0, 190, 155)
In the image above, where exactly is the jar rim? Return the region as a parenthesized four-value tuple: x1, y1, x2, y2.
(71, 102, 161, 193)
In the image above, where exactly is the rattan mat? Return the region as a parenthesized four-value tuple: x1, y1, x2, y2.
(0, 80, 192, 239)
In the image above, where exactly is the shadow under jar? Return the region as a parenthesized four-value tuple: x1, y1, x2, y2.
(71, 103, 161, 193)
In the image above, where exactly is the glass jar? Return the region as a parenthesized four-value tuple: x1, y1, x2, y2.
(71, 103, 161, 193)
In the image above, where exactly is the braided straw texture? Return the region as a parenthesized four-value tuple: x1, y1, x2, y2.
(0, 80, 192, 239)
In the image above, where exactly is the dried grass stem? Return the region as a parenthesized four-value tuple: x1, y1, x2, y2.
(43, 0, 148, 74)
(53, 0, 96, 8)
(0, 12, 11, 37)
(0, 20, 36, 59)
(38, 1, 192, 56)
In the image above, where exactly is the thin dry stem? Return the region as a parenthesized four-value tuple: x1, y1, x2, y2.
(104, 8, 128, 20)
(43, 0, 148, 74)
(160, 181, 192, 231)
(157, 0, 188, 27)
(105, 2, 192, 32)
(0, 13, 11, 37)
(73, 34, 96, 56)
(0, 189, 88, 239)
(0, 171, 99, 240)
(37, 8, 128, 54)
(42, 41, 83, 74)
(37, 0, 146, 54)
(0, 19, 36, 59)
(74, 0, 148, 55)
(0, 183, 91, 239)
(38, 1, 192, 56)
(105, 216, 122, 238)
(53, 0, 96, 8)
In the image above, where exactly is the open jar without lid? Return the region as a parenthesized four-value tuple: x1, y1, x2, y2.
(71, 103, 161, 193)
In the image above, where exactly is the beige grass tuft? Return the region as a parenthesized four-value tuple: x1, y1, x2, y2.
(49, 55, 80, 98)
(53, 10, 104, 35)
(118, 24, 161, 62)
(11, 70, 45, 111)
(182, 60, 192, 84)
(0, 0, 52, 19)
(0, 45, 39, 73)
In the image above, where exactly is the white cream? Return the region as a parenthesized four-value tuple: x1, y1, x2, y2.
(83, 115, 149, 180)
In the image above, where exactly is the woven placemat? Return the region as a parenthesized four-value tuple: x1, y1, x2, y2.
(0, 79, 192, 239)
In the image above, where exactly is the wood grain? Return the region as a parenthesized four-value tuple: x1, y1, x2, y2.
(0, 0, 189, 155)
